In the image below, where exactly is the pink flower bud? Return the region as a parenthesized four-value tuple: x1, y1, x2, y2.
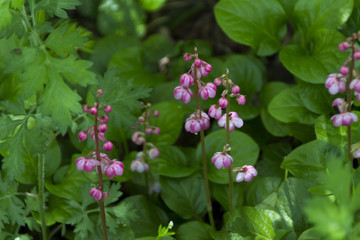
(145, 128, 153, 135)
(340, 66, 349, 75)
(219, 97, 228, 108)
(153, 127, 161, 135)
(130, 160, 149, 173)
(338, 42, 350, 51)
(350, 78, 360, 92)
(153, 110, 160, 117)
(194, 59, 202, 67)
(90, 107, 97, 115)
(89, 187, 103, 201)
(105, 160, 124, 178)
(214, 78, 222, 86)
(200, 66, 209, 77)
(148, 148, 160, 159)
(103, 141, 113, 152)
(199, 83, 217, 100)
(235, 165, 257, 182)
(180, 73, 194, 87)
(185, 118, 201, 133)
(100, 115, 109, 124)
(205, 64, 212, 72)
(325, 73, 347, 95)
(174, 86, 194, 104)
(183, 53, 193, 62)
(331, 112, 358, 127)
(75, 157, 100, 172)
(208, 105, 222, 119)
(104, 105, 112, 113)
(232, 85, 240, 94)
(83, 104, 90, 112)
(99, 124, 107, 133)
(211, 152, 233, 169)
(236, 95, 246, 105)
(78, 131, 88, 141)
(355, 52, 360, 60)
(132, 131, 145, 145)
(353, 148, 360, 158)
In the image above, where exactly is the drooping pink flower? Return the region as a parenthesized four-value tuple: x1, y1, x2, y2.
(218, 97, 228, 108)
(199, 111, 210, 130)
(218, 112, 243, 132)
(91, 129, 105, 142)
(235, 165, 257, 182)
(232, 85, 240, 94)
(332, 98, 346, 113)
(331, 112, 358, 127)
(100, 115, 109, 124)
(78, 131, 88, 141)
(99, 124, 107, 133)
(152, 127, 161, 135)
(174, 86, 194, 103)
(211, 152, 233, 169)
(130, 160, 149, 173)
(353, 148, 360, 158)
(153, 110, 160, 117)
(208, 105, 222, 119)
(338, 42, 350, 51)
(104, 105, 112, 113)
(103, 141, 113, 152)
(214, 78, 222, 86)
(355, 52, 360, 60)
(104, 160, 124, 178)
(148, 147, 160, 159)
(90, 107, 97, 115)
(180, 73, 194, 87)
(89, 187, 103, 201)
(236, 95, 246, 105)
(350, 78, 360, 92)
(325, 73, 347, 95)
(340, 66, 349, 75)
(75, 156, 100, 173)
(132, 131, 145, 145)
(183, 53, 193, 62)
(199, 83, 217, 100)
(185, 117, 201, 133)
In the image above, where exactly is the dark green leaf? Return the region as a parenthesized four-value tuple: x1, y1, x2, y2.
(213, 182, 243, 211)
(177, 221, 212, 240)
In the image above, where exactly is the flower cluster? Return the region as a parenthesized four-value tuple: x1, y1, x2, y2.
(131, 102, 160, 172)
(325, 35, 360, 127)
(77, 89, 124, 201)
(233, 165, 258, 182)
(208, 73, 244, 131)
(174, 48, 215, 134)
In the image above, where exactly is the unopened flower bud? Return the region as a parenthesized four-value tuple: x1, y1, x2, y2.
(355, 52, 360, 60)
(194, 59, 202, 67)
(340, 66, 349, 75)
(232, 85, 240, 94)
(100, 115, 109, 124)
(99, 124, 107, 133)
(214, 78, 222, 86)
(237, 95, 246, 105)
(103, 141, 113, 152)
(90, 107, 97, 115)
(97, 89, 104, 95)
(78, 131, 88, 141)
(153, 127, 160, 135)
(83, 104, 90, 112)
(89, 187, 103, 201)
(153, 110, 160, 117)
(145, 128, 153, 135)
(105, 105, 112, 113)
(219, 97, 228, 108)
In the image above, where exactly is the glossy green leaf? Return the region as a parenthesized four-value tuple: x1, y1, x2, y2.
(213, 182, 243, 211)
(268, 86, 318, 124)
(279, 29, 347, 84)
(196, 130, 259, 184)
(160, 173, 206, 219)
(149, 146, 198, 178)
(246, 177, 282, 206)
(261, 109, 290, 137)
(275, 178, 311, 236)
(177, 221, 212, 240)
(139, 0, 166, 11)
(260, 82, 291, 107)
(214, 0, 287, 56)
(281, 140, 343, 180)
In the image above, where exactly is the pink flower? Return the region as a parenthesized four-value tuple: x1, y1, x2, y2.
(353, 148, 360, 158)
(194, 59, 202, 67)
(235, 165, 257, 182)
(355, 52, 360, 60)
(325, 73, 347, 95)
(104, 105, 112, 113)
(183, 53, 193, 62)
(350, 78, 360, 92)
(174, 86, 194, 103)
(145, 128, 152, 135)
(75, 156, 100, 172)
(218, 112, 243, 132)
(236, 95, 246, 105)
(89, 187, 103, 201)
(218, 97, 228, 108)
(331, 112, 358, 127)
(199, 111, 210, 130)
(211, 152, 233, 169)
(90, 107, 97, 115)
(208, 105, 222, 119)
(148, 147, 160, 159)
(338, 42, 350, 51)
(132, 131, 145, 145)
(104, 160, 124, 178)
(99, 124, 107, 133)
(78, 131, 87, 141)
(199, 83, 217, 100)
(180, 73, 194, 87)
(332, 98, 346, 112)
(232, 85, 240, 94)
(185, 111, 210, 133)
(153, 110, 160, 117)
(152, 127, 161, 135)
(340, 66, 349, 75)
(100, 115, 109, 124)
(91, 129, 105, 142)
(214, 78, 222, 86)
(103, 141, 113, 152)
(130, 160, 149, 173)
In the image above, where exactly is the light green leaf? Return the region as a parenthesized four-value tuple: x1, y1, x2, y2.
(160, 173, 206, 219)
(214, 0, 287, 56)
(37, 0, 82, 18)
(196, 130, 259, 184)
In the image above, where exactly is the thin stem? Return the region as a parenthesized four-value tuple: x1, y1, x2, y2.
(193, 66, 215, 230)
(38, 154, 47, 240)
(94, 96, 108, 240)
(225, 72, 233, 214)
(346, 35, 356, 164)
(47, 224, 62, 240)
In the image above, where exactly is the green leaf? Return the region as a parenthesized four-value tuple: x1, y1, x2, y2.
(260, 82, 291, 107)
(298, 80, 333, 115)
(160, 173, 207, 219)
(196, 129, 259, 184)
(297, 228, 324, 240)
(214, 0, 287, 56)
(0, 1, 12, 31)
(293, 0, 353, 34)
(98, 69, 152, 129)
(177, 221, 213, 240)
(279, 29, 347, 84)
(37, 0, 82, 18)
(261, 108, 290, 137)
(268, 86, 318, 124)
(246, 177, 282, 206)
(109, 47, 165, 87)
(339, 0, 360, 36)
(281, 140, 343, 180)
(139, 0, 166, 11)
(227, 207, 284, 239)
(213, 182, 243, 211)
(111, 195, 168, 238)
(147, 102, 189, 145)
(148, 146, 198, 178)
(275, 178, 311, 236)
